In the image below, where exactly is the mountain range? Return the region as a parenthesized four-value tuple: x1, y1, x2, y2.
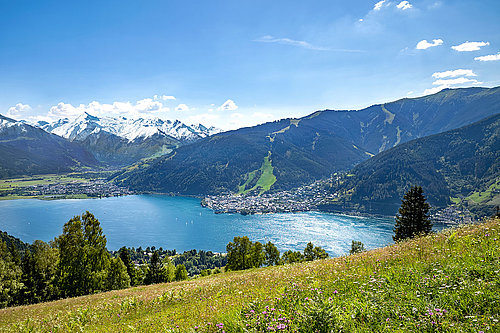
(36, 113, 220, 165)
(1, 86, 499, 217)
(319, 112, 500, 215)
(116, 87, 500, 196)
(0, 114, 98, 179)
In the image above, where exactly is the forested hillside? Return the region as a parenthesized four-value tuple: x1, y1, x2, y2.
(116, 87, 500, 195)
(321, 113, 500, 215)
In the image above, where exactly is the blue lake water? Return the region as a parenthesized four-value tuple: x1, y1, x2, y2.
(0, 195, 397, 256)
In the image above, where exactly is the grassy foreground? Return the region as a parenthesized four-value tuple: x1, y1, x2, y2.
(1, 219, 499, 332)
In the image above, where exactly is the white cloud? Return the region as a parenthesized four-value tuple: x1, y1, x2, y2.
(47, 97, 171, 120)
(424, 70, 483, 96)
(416, 39, 443, 50)
(217, 99, 238, 111)
(6, 103, 32, 118)
(254, 35, 327, 51)
(432, 77, 481, 86)
(135, 98, 164, 112)
(154, 95, 176, 101)
(432, 69, 477, 79)
(48, 102, 81, 118)
(451, 41, 490, 52)
(475, 52, 500, 61)
(396, 1, 412, 10)
(175, 104, 190, 112)
(373, 0, 387, 11)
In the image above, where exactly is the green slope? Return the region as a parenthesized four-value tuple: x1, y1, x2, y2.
(238, 152, 277, 195)
(2, 219, 499, 332)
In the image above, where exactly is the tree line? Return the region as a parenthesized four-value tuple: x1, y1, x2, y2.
(225, 236, 329, 271)
(0, 212, 197, 308)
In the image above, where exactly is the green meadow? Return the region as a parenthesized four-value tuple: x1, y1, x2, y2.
(1, 218, 498, 332)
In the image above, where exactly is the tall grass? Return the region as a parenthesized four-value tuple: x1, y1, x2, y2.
(1, 218, 498, 332)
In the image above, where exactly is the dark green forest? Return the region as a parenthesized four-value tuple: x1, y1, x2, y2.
(319, 113, 500, 216)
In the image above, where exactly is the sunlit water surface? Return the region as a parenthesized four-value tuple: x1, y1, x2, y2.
(0, 195, 400, 256)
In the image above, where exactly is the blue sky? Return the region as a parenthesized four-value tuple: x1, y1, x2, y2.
(1, 0, 500, 129)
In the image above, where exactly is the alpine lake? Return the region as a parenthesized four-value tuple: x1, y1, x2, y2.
(1, 194, 407, 256)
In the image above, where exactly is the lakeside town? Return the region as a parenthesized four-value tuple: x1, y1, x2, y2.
(201, 177, 477, 225)
(202, 178, 339, 214)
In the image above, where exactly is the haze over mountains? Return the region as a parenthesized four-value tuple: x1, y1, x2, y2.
(117, 87, 500, 197)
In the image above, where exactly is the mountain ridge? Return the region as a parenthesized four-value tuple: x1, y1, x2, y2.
(35, 113, 221, 165)
(319, 112, 500, 215)
(117, 86, 500, 195)
(0, 114, 99, 179)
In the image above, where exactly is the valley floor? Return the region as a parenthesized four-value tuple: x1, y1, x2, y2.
(0, 172, 133, 201)
(1, 219, 498, 332)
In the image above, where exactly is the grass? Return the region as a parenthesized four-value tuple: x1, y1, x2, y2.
(0, 174, 88, 189)
(238, 152, 277, 195)
(1, 218, 498, 332)
(0, 172, 115, 200)
(238, 170, 257, 194)
(466, 179, 500, 205)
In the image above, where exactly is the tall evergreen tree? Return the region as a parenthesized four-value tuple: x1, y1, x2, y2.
(145, 251, 163, 284)
(106, 257, 130, 290)
(393, 186, 432, 241)
(118, 247, 138, 286)
(20, 240, 58, 304)
(304, 242, 315, 261)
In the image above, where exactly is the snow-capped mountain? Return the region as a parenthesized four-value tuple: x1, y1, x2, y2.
(36, 112, 221, 143)
(32, 113, 221, 166)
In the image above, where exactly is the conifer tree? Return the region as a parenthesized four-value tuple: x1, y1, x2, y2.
(146, 251, 163, 284)
(106, 257, 130, 290)
(393, 186, 432, 241)
(349, 241, 365, 255)
(118, 247, 138, 286)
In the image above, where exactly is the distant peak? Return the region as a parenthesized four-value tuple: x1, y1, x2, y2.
(78, 112, 100, 121)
